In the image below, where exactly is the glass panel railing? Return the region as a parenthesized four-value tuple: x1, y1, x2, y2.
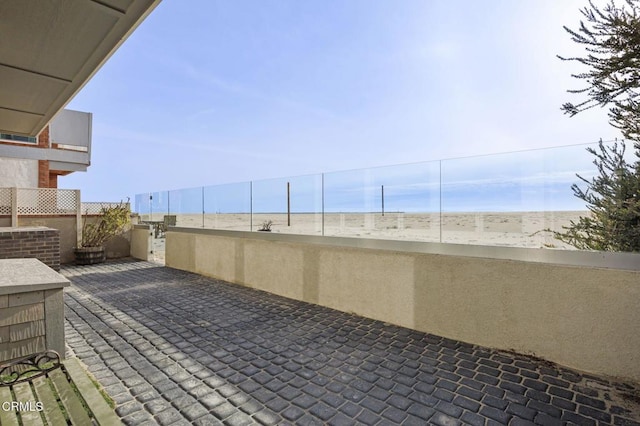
(203, 182, 252, 231)
(134, 193, 150, 221)
(144, 191, 169, 222)
(168, 187, 203, 228)
(440, 144, 598, 248)
(324, 161, 440, 240)
(134, 140, 635, 251)
(252, 174, 323, 235)
(323, 167, 379, 238)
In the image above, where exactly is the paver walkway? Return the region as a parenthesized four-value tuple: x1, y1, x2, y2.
(62, 260, 640, 426)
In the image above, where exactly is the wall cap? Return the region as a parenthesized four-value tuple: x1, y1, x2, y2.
(168, 227, 640, 272)
(0, 259, 69, 295)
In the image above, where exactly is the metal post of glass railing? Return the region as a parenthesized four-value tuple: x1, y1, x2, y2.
(439, 160, 442, 243)
(322, 173, 325, 236)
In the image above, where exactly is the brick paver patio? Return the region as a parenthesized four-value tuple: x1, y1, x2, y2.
(62, 260, 640, 425)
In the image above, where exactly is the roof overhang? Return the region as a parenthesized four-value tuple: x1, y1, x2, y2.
(0, 0, 161, 137)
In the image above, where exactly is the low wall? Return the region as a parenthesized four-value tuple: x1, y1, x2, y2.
(17, 217, 77, 264)
(17, 216, 131, 264)
(0, 227, 60, 271)
(166, 227, 640, 382)
(0, 259, 69, 362)
(131, 224, 153, 261)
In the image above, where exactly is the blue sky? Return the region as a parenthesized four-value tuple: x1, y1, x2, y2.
(63, 0, 618, 204)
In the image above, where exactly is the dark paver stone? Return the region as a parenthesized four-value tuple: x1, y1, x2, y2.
(550, 396, 576, 411)
(292, 393, 317, 409)
(264, 397, 288, 412)
(407, 402, 435, 421)
(339, 401, 363, 417)
(483, 394, 509, 410)
(526, 388, 552, 403)
(144, 398, 172, 415)
(501, 380, 527, 395)
(281, 405, 305, 421)
(361, 396, 387, 414)
(452, 395, 480, 412)
(433, 388, 455, 402)
(548, 385, 573, 400)
(528, 399, 561, 418)
(355, 408, 379, 426)
(579, 404, 612, 423)
(430, 411, 461, 426)
(476, 373, 500, 386)
(523, 378, 549, 392)
(381, 406, 408, 423)
(154, 408, 185, 426)
(326, 413, 356, 426)
(510, 418, 536, 426)
(507, 402, 537, 420)
(435, 400, 463, 418)
(252, 409, 282, 426)
(387, 395, 412, 410)
(576, 393, 607, 410)
(309, 402, 338, 421)
(457, 385, 483, 401)
(561, 411, 597, 426)
(116, 401, 142, 418)
(461, 411, 485, 426)
(480, 405, 512, 424)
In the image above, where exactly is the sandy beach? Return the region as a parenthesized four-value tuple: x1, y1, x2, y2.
(148, 211, 588, 263)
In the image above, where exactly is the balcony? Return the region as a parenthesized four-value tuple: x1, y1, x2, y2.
(0, 109, 91, 174)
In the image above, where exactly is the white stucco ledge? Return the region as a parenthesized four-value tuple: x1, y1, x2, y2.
(0, 259, 70, 295)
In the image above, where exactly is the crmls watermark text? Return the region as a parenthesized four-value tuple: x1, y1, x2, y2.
(2, 401, 44, 412)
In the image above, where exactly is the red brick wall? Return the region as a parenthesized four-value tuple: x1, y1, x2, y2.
(37, 126, 50, 148)
(49, 173, 58, 188)
(38, 160, 50, 188)
(36, 126, 52, 188)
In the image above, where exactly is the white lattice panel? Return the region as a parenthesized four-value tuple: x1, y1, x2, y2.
(81, 202, 130, 215)
(17, 188, 77, 215)
(0, 188, 11, 215)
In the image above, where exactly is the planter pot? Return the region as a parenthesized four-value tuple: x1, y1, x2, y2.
(74, 246, 106, 265)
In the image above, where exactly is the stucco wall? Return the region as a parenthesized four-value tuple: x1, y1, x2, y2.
(18, 216, 131, 264)
(165, 228, 640, 382)
(0, 158, 38, 188)
(131, 224, 153, 261)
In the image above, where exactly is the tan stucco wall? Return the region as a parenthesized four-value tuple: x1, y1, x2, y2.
(131, 225, 153, 261)
(166, 229, 640, 382)
(318, 249, 415, 327)
(411, 256, 640, 380)
(19, 216, 131, 263)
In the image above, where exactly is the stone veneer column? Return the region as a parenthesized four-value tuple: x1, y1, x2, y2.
(0, 259, 69, 363)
